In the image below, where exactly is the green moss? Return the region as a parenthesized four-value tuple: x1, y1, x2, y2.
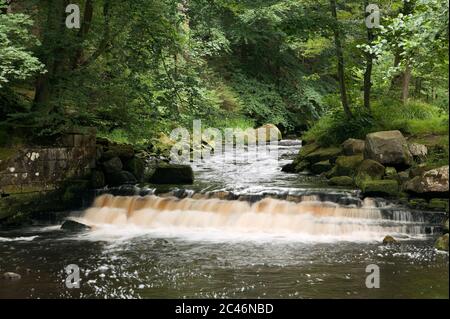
(435, 234, 449, 251)
(360, 180, 399, 197)
(355, 160, 386, 187)
(429, 199, 449, 212)
(311, 160, 332, 174)
(328, 176, 354, 187)
(304, 146, 342, 164)
(332, 155, 364, 177)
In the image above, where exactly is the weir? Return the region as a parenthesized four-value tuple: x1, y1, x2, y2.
(78, 193, 442, 242)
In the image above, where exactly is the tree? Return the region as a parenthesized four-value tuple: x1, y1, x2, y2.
(329, 0, 352, 118)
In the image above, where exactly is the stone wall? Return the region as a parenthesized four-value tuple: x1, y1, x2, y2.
(0, 130, 97, 222)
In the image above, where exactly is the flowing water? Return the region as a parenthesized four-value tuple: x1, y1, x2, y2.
(0, 140, 448, 298)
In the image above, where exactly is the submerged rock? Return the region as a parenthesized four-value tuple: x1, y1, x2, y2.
(434, 233, 449, 251)
(149, 163, 194, 184)
(61, 219, 91, 231)
(2, 272, 21, 280)
(364, 130, 413, 168)
(342, 138, 365, 156)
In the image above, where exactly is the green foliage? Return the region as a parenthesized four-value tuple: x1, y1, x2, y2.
(0, 3, 44, 88)
(304, 98, 448, 147)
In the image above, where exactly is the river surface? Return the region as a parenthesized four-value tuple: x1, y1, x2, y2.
(0, 140, 448, 299)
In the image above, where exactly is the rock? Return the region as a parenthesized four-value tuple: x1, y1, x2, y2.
(360, 179, 399, 197)
(3, 272, 21, 280)
(404, 166, 449, 196)
(408, 198, 428, 210)
(148, 164, 194, 184)
(331, 155, 364, 177)
(124, 157, 145, 182)
(281, 163, 296, 173)
(384, 167, 399, 181)
(355, 159, 386, 186)
(295, 160, 311, 173)
(105, 144, 135, 160)
(328, 176, 354, 187)
(311, 160, 333, 174)
(428, 198, 449, 212)
(409, 164, 428, 178)
(152, 133, 176, 157)
(342, 138, 365, 156)
(61, 219, 91, 231)
(256, 124, 282, 142)
(444, 219, 449, 233)
(297, 143, 320, 159)
(408, 143, 428, 162)
(90, 170, 106, 189)
(398, 171, 410, 183)
(106, 170, 137, 186)
(304, 147, 342, 164)
(382, 235, 398, 245)
(102, 157, 123, 174)
(434, 233, 449, 251)
(364, 130, 413, 168)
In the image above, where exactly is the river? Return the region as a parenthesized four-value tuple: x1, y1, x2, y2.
(0, 140, 448, 298)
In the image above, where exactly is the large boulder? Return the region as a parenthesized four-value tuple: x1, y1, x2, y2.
(404, 166, 449, 196)
(102, 157, 123, 174)
(149, 163, 194, 184)
(364, 130, 413, 168)
(124, 157, 145, 182)
(342, 138, 365, 156)
(106, 170, 137, 186)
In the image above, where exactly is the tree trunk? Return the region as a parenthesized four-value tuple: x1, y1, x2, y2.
(330, 0, 352, 118)
(33, 0, 68, 110)
(71, 0, 94, 69)
(363, 0, 374, 111)
(401, 64, 412, 103)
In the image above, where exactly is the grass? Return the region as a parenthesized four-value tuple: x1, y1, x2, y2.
(304, 99, 448, 146)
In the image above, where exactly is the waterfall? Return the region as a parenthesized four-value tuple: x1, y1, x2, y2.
(76, 194, 431, 242)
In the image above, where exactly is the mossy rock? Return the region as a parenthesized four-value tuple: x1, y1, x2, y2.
(434, 233, 449, 251)
(311, 160, 333, 174)
(360, 179, 399, 197)
(429, 198, 449, 212)
(294, 160, 311, 173)
(297, 143, 320, 159)
(408, 198, 428, 210)
(148, 163, 194, 185)
(328, 176, 354, 187)
(382, 235, 398, 245)
(355, 159, 385, 188)
(304, 147, 342, 164)
(444, 219, 449, 233)
(90, 170, 106, 189)
(332, 155, 364, 177)
(106, 170, 137, 187)
(124, 157, 145, 182)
